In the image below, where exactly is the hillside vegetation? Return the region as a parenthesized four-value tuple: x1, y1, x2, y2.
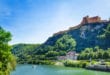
(12, 34, 76, 64)
(12, 22, 110, 64)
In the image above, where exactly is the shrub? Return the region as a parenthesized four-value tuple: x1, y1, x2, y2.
(64, 60, 89, 68)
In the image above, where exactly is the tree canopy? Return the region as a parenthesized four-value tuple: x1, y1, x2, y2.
(55, 34, 76, 51)
(0, 27, 16, 75)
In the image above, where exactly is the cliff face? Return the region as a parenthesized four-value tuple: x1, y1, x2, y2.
(44, 16, 110, 52)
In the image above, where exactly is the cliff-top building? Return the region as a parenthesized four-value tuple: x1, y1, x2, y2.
(81, 16, 102, 25)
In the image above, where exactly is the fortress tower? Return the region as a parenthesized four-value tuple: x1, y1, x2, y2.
(81, 16, 101, 25)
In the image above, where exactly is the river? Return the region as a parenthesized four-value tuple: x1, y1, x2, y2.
(11, 64, 110, 75)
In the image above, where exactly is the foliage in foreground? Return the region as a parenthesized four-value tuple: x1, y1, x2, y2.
(0, 27, 16, 75)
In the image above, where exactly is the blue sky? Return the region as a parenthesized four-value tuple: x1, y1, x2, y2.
(0, 0, 110, 44)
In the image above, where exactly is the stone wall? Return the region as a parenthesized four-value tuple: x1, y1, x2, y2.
(81, 16, 101, 25)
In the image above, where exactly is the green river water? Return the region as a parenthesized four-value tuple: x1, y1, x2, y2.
(11, 64, 110, 75)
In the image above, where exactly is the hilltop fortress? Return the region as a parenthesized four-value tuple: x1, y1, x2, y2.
(53, 16, 109, 36)
(80, 16, 107, 25)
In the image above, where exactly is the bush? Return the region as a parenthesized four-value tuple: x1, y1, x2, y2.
(81, 62, 88, 68)
(64, 60, 89, 68)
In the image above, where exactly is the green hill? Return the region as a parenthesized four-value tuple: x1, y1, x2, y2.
(44, 22, 110, 52)
(12, 16, 110, 64)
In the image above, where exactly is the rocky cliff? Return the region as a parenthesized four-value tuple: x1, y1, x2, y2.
(44, 16, 110, 52)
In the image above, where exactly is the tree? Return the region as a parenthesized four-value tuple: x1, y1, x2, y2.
(103, 51, 109, 59)
(55, 34, 76, 51)
(99, 24, 110, 39)
(36, 45, 53, 54)
(77, 46, 110, 60)
(84, 48, 93, 53)
(46, 51, 59, 57)
(0, 27, 16, 75)
(59, 51, 66, 56)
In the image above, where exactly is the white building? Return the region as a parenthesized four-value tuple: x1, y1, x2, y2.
(57, 51, 78, 60)
(66, 51, 78, 60)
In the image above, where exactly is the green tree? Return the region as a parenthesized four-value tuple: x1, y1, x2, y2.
(103, 51, 109, 59)
(55, 34, 76, 51)
(46, 51, 59, 57)
(104, 24, 110, 38)
(99, 24, 110, 39)
(84, 48, 93, 53)
(59, 51, 66, 56)
(0, 27, 16, 75)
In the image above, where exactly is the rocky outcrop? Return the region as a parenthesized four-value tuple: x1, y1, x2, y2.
(80, 16, 107, 25)
(44, 16, 110, 52)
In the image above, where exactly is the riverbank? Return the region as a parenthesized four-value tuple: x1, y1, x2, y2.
(86, 65, 110, 72)
(58, 60, 110, 72)
(17, 59, 110, 72)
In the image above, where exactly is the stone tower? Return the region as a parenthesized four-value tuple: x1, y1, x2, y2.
(81, 16, 101, 25)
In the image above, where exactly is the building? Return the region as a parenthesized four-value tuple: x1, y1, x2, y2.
(66, 51, 78, 60)
(81, 16, 101, 25)
(57, 51, 78, 60)
(57, 56, 67, 60)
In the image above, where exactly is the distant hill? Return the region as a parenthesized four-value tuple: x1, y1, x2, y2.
(12, 44, 40, 63)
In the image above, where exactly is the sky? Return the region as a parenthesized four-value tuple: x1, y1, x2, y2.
(0, 0, 110, 44)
